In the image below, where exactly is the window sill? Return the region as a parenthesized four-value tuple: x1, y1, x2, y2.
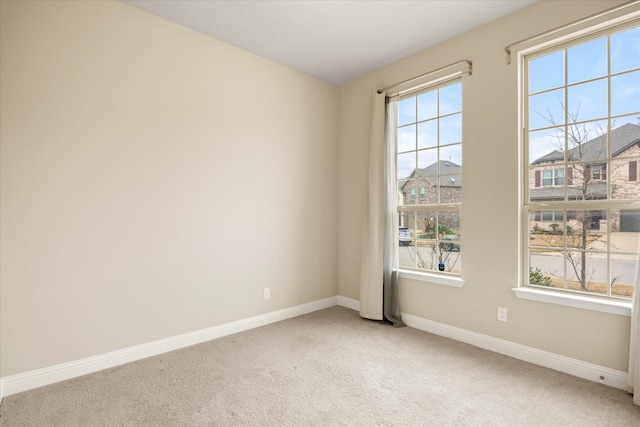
(399, 269, 464, 288)
(512, 287, 631, 317)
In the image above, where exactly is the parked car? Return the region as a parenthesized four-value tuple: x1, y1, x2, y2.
(399, 227, 412, 246)
(439, 234, 460, 252)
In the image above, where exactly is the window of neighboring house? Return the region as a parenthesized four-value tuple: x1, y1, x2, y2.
(535, 210, 564, 222)
(541, 168, 565, 186)
(591, 164, 604, 180)
(410, 189, 416, 200)
(397, 79, 462, 276)
(524, 22, 640, 301)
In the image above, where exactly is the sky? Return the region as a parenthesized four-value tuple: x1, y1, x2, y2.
(393, 25, 640, 186)
(527, 25, 640, 164)
(396, 81, 462, 180)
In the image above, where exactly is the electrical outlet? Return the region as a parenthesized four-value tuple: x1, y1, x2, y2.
(264, 288, 270, 299)
(497, 307, 508, 322)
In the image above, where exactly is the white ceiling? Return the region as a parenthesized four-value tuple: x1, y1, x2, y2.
(121, 0, 537, 86)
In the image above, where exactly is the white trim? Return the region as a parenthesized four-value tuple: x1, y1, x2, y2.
(0, 296, 338, 398)
(402, 312, 629, 390)
(513, 287, 632, 317)
(399, 269, 464, 288)
(337, 295, 360, 311)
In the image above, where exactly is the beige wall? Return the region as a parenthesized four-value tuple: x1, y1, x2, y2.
(338, 0, 632, 371)
(0, 0, 338, 376)
(1, 0, 634, 381)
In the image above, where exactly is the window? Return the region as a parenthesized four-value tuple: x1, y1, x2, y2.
(524, 22, 640, 300)
(591, 164, 604, 181)
(541, 168, 565, 186)
(534, 210, 564, 222)
(397, 80, 462, 275)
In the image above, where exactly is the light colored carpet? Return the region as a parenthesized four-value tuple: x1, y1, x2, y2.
(1, 305, 640, 426)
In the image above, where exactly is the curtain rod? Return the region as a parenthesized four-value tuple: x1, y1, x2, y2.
(504, 0, 639, 64)
(376, 60, 472, 95)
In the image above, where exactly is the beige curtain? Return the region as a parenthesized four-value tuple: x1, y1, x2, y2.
(359, 90, 404, 326)
(629, 240, 640, 405)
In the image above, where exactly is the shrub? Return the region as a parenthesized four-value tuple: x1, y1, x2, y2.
(529, 267, 552, 286)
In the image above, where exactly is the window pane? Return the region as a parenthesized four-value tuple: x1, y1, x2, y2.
(439, 113, 462, 145)
(611, 71, 640, 116)
(566, 120, 608, 163)
(397, 152, 416, 180)
(438, 211, 461, 274)
(611, 255, 636, 298)
(530, 213, 566, 248)
(611, 26, 640, 74)
(529, 88, 565, 129)
(567, 37, 607, 84)
(529, 50, 564, 93)
(417, 90, 437, 121)
(612, 114, 640, 131)
(529, 128, 563, 164)
(415, 244, 438, 271)
(398, 125, 416, 153)
(399, 245, 418, 269)
(417, 148, 438, 171)
(529, 256, 561, 288)
(567, 209, 605, 236)
(565, 251, 607, 295)
(439, 82, 462, 115)
(417, 120, 437, 149)
(416, 211, 437, 240)
(398, 97, 416, 126)
(567, 79, 607, 122)
(439, 144, 462, 166)
(398, 211, 413, 231)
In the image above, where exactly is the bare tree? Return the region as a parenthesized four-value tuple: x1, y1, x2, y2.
(404, 215, 460, 273)
(532, 102, 620, 292)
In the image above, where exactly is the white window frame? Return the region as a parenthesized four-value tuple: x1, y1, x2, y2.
(516, 18, 640, 316)
(395, 78, 463, 287)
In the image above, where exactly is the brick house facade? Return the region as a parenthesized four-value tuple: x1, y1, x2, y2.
(529, 123, 640, 232)
(399, 160, 461, 234)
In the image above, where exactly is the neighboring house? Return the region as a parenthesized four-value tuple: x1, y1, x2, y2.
(400, 160, 462, 205)
(529, 123, 640, 232)
(399, 160, 461, 232)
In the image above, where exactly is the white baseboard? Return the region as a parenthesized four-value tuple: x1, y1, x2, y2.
(1, 296, 627, 399)
(401, 312, 629, 390)
(0, 296, 338, 398)
(332, 297, 627, 390)
(337, 295, 360, 311)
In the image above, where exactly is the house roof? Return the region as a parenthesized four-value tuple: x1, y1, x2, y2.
(529, 182, 609, 201)
(531, 123, 640, 165)
(401, 160, 462, 189)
